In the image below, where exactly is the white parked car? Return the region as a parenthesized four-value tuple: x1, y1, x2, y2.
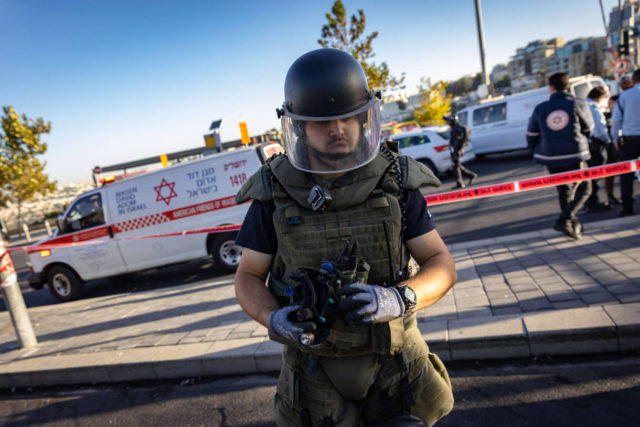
(388, 126, 476, 176)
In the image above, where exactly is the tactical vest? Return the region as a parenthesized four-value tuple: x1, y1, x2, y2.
(236, 148, 440, 356)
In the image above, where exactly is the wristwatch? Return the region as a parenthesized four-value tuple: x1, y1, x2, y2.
(396, 285, 417, 313)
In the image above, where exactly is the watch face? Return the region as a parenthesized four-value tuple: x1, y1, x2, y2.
(400, 285, 417, 308)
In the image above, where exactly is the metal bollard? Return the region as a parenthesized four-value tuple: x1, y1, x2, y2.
(22, 223, 31, 242)
(0, 216, 7, 236)
(0, 239, 37, 348)
(44, 220, 52, 236)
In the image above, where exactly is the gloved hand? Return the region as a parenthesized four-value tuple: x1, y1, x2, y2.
(269, 305, 316, 344)
(337, 283, 405, 325)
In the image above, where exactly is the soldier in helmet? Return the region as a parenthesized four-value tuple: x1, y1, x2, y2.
(443, 114, 477, 189)
(234, 48, 456, 426)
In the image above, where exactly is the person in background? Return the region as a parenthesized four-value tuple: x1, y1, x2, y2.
(611, 69, 640, 217)
(526, 72, 593, 239)
(584, 86, 612, 212)
(604, 94, 621, 206)
(619, 76, 634, 92)
(443, 114, 478, 189)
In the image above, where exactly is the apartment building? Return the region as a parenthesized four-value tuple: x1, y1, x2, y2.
(547, 37, 607, 77)
(507, 38, 564, 79)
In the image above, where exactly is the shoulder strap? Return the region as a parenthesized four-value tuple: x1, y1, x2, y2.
(398, 155, 441, 189)
(235, 155, 280, 204)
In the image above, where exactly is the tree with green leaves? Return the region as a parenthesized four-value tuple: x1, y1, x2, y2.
(318, 0, 405, 94)
(0, 106, 56, 227)
(413, 78, 452, 126)
(494, 73, 511, 89)
(446, 76, 473, 97)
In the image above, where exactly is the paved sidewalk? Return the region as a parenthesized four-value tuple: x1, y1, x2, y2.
(1, 216, 639, 388)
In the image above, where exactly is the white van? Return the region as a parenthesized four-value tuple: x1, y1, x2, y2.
(27, 143, 283, 301)
(456, 75, 608, 156)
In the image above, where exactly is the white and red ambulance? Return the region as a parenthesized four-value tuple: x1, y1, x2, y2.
(27, 143, 283, 302)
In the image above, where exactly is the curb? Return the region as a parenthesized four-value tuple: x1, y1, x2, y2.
(1, 303, 638, 389)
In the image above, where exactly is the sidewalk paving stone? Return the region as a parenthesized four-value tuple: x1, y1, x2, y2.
(551, 300, 586, 310)
(457, 306, 492, 319)
(581, 291, 618, 304)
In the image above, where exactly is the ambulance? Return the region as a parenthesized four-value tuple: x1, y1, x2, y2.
(27, 143, 283, 302)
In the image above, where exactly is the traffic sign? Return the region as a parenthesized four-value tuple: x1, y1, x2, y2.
(239, 122, 250, 145)
(614, 59, 630, 74)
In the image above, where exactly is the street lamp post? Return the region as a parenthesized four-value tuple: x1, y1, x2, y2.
(474, 0, 491, 97)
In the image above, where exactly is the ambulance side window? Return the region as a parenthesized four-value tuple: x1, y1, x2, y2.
(64, 194, 105, 233)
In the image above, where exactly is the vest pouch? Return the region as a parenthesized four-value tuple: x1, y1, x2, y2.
(334, 268, 356, 285)
(268, 276, 294, 304)
(372, 316, 408, 355)
(281, 205, 303, 234)
(355, 261, 370, 283)
(319, 353, 380, 401)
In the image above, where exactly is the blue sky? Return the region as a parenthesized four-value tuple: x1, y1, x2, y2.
(0, 0, 619, 185)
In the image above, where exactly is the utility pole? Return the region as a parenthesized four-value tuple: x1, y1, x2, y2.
(474, 0, 491, 97)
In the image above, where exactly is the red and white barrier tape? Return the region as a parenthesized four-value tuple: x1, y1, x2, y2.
(5, 159, 639, 254)
(425, 159, 639, 206)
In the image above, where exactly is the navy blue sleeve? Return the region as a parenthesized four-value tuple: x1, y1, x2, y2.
(403, 189, 436, 241)
(526, 106, 541, 147)
(235, 200, 277, 254)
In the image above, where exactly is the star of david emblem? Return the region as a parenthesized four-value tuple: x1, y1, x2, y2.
(546, 110, 569, 131)
(154, 178, 178, 206)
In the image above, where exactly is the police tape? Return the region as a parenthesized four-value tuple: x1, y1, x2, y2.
(5, 159, 639, 254)
(425, 159, 639, 206)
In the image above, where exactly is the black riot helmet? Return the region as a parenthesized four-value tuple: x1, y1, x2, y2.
(277, 48, 382, 174)
(443, 114, 458, 124)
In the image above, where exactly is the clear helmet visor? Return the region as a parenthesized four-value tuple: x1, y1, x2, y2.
(280, 100, 381, 174)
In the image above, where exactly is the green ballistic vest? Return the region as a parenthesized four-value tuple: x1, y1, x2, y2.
(236, 149, 440, 356)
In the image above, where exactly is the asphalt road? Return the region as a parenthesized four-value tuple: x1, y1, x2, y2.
(2, 257, 230, 310)
(1, 355, 638, 426)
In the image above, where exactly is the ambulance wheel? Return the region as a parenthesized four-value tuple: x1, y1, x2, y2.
(47, 265, 84, 302)
(211, 236, 242, 272)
